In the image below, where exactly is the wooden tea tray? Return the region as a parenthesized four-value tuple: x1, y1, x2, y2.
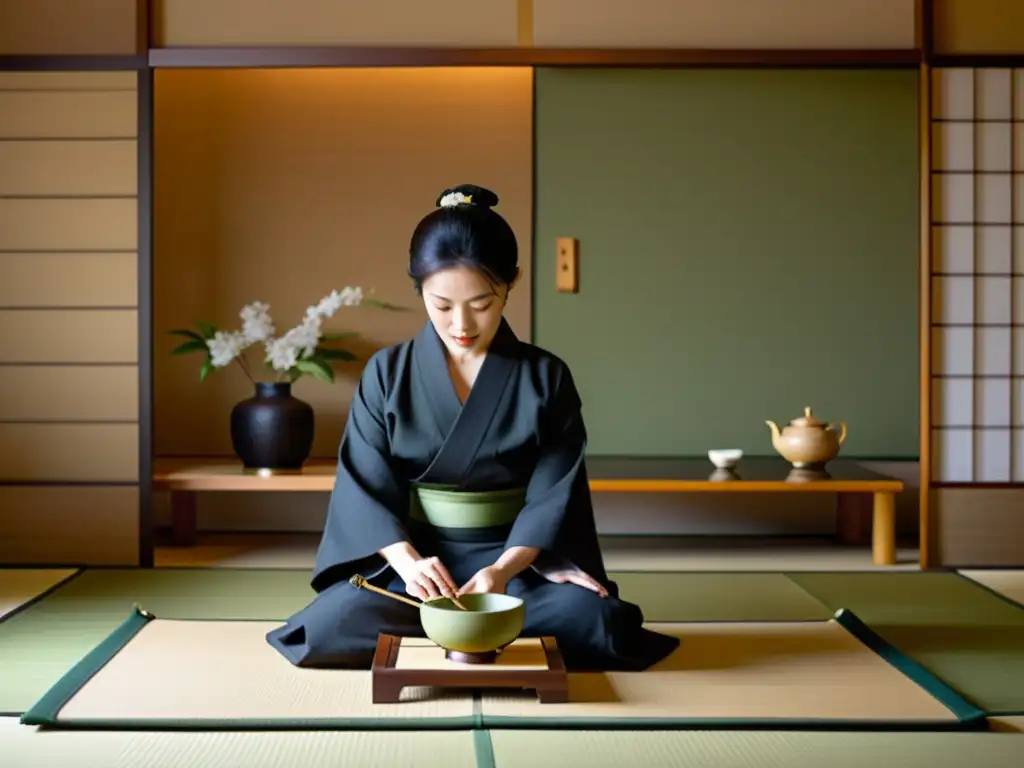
(371, 633, 568, 704)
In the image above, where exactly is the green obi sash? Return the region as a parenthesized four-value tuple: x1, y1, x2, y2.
(408, 484, 526, 534)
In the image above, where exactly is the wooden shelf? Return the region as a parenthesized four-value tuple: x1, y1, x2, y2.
(152, 455, 904, 566)
(152, 456, 904, 494)
(153, 458, 337, 492)
(146, 46, 922, 70)
(0, 54, 148, 71)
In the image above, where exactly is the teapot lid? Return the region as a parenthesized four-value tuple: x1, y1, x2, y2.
(790, 406, 824, 428)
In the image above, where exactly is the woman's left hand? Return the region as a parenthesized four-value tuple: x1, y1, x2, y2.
(544, 569, 609, 598)
(457, 565, 509, 596)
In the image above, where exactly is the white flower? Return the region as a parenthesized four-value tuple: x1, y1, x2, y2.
(439, 192, 472, 208)
(264, 336, 301, 372)
(240, 301, 274, 343)
(291, 314, 322, 357)
(207, 330, 247, 368)
(204, 288, 366, 376)
(307, 297, 338, 321)
(337, 286, 363, 307)
(306, 287, 362, 322)
(264, 313, 323, 371)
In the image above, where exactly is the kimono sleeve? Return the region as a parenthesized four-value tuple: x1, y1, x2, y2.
(503, 363, 598, 574)
(310, 353, 411, 592)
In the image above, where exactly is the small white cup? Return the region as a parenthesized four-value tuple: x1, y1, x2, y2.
(708, 448, 743, 469)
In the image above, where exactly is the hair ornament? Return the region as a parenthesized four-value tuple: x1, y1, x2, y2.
(439, 192, 473, 208)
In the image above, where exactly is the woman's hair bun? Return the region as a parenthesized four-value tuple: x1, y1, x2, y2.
(435, 184, 499, 210)
(410, 183, 518, 291)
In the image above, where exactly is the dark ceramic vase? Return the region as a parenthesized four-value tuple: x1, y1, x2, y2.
(230, 382, 314, 470)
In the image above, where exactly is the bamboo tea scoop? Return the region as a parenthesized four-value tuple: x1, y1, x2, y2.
(349, 574, 469, 610)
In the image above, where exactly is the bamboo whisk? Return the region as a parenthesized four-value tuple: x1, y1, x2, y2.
(349, 574, 469, 610)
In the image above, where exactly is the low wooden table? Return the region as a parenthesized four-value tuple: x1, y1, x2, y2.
(371, 634, 568, 704)
(152, 456, 904, 565)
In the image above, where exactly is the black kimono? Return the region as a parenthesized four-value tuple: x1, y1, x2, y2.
(266, 319, 679, 671)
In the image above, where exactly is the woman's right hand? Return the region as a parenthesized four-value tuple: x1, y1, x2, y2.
(398, 556, 459, 601)
(379, 541, 459, 601)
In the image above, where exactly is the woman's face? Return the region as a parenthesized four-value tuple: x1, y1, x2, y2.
(421, 265, 515, 358)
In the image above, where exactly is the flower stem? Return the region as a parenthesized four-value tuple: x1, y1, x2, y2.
(235, 352, 256, 383)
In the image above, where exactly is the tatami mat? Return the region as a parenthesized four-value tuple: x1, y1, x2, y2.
(486, 729, 1024, 768)
(20, 567, 315, 620)
(989, 715, 1024, 733)
(0, 568, 314, 713)
(6, 563, 1024, 764)
(478, 619, 976, 729)
(0, 569, 77, 621)
(2, 718, 477, 768)
(789, 572, 1024, 715)
(612, 571, 830, 622)
(960, 570, 1024, 608)
(23, 611, 475, 729)
(9, 567, 1024, 723)
(0, 568, 830, 712)
(10, 718, 1021, 768)
(24, 612, 980, 731)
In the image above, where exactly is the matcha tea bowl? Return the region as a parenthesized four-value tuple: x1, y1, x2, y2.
(349, 575, 526, 664)
(420, 592, 526, 663)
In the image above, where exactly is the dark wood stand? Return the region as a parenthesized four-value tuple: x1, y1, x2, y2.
(371, 634, 569, 704)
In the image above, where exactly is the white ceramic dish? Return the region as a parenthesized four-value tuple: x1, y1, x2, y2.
(708, 448, 743, 469)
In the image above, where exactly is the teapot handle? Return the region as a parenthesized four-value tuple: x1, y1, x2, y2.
(828, 421, 847, 446)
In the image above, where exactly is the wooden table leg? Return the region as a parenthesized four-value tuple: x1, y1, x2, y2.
(536, 683, 569, 703)
(872, 491, 896, 566)
(170, 490, 197, 547)
(836, 492, 872, 546)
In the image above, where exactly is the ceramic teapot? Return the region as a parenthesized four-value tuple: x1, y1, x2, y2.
(765, 407, 847, 468)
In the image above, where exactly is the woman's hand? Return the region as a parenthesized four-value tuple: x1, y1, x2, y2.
(397, 556, 459, 602)
(379, 542, 458, 602)
(544, 568, 609, 598)
(457, 565, 510, 596)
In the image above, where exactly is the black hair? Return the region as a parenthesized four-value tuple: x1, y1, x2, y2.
(408, 184, 519, 294)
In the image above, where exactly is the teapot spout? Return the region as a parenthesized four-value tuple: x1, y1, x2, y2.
(765, 419, 781, 445)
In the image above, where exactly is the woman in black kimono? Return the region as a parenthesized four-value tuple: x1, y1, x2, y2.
(266, 184, 679, 671)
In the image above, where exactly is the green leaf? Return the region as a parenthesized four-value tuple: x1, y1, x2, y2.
(306, 352, 333, 367)
(320, 331, 359, 341)
(316, 347, 357, 362)
(168, 329, 204, 342)
(294, 358, 334, 383)
(170, 338, 208, 355)
(197, 321, 218, 339)
(199, 360, 215, 382)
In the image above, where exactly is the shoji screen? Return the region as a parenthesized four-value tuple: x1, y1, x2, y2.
(931, 67, 1024, 484)
(0, 72, 140, 565)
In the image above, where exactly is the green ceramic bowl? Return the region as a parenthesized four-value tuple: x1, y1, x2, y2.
(419, 593, 525, 654)
(411, 485, 526, 530)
